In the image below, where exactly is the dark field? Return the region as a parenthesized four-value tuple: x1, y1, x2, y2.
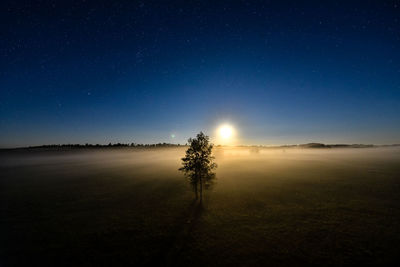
(1, 147, 400, 266)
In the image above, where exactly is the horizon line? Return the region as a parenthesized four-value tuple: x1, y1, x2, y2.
(2, 142, 400, 150)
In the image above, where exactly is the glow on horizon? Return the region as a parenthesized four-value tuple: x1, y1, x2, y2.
(216, 124, 236, 145)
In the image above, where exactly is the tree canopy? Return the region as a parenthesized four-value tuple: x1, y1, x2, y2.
(179, 132, 217, 201)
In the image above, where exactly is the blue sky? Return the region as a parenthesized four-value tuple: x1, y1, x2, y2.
(1, 1, 399, 147)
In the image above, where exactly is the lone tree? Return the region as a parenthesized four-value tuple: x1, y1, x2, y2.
(179, 132, 217, 202)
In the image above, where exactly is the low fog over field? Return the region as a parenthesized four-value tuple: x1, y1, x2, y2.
(1, 147, 400, 266)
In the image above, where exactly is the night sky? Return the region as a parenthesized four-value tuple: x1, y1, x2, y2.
(1, 1, 399, 147)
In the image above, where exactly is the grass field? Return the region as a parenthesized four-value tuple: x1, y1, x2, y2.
(1, 147, 400, 266)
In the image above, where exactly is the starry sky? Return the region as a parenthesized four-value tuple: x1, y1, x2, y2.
(1, 0, 399, 147)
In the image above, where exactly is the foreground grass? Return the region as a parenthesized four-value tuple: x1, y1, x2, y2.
(1, 147, 400, 266)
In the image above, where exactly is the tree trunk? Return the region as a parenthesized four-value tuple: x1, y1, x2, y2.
(195, 183, 198, 200)
(199, 175, 203, 203)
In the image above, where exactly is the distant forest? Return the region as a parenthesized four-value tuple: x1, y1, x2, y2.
(26, 142, 396, 149)
(2, 142, 397, 150)
(28, 143, 183, 149)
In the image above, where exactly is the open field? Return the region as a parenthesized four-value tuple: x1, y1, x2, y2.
(1, 147, 400, 266)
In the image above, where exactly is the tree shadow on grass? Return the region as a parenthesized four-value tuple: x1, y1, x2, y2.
(159, 200, 204, 266)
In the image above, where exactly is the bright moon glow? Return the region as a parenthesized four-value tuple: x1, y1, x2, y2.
(218, 125, 233, 139)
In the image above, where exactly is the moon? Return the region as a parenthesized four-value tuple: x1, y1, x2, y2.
(218, 125, 234, 139)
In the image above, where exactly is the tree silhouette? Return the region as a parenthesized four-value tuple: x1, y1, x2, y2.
(179, 132, 217, 202)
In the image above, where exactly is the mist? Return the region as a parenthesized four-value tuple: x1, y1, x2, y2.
(2, 146, 399, 187)
(2, 146, 400, 266)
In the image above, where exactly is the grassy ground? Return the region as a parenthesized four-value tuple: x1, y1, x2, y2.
(1, 147, 400, 266)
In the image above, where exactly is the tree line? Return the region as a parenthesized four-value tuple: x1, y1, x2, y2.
(28, 143, 183, 148)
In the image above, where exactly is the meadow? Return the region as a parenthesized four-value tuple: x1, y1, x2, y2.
(1, 147, 400, 266)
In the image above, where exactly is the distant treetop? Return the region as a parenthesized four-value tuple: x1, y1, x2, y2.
(28, 143, 182, 149)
